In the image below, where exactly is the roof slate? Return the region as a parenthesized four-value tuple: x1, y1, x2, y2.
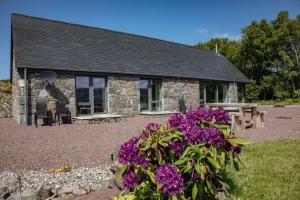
(12, 14, 250, 83)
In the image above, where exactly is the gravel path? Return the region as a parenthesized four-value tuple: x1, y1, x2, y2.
(0, 106, 300, 171)
(235, 106, 300, 142)
(0, 116, 167, 172)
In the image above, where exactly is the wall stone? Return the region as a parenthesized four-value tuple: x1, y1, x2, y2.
(162, 78, 200, 111)
(0, 92, 12, 118)
(107, 76, 139, 116)
(228, 83, 238, 103)
(27, 72, 76, 124)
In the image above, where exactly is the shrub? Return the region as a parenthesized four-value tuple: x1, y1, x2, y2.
(114, 107, 249, 200)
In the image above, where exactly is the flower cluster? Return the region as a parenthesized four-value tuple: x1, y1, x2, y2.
(155, 164, 184, 196)
(213, 108, 230, 124)
(117, 106, 246, 199)
(183, 126, 224, 147)
(146, 122, 160, 133)
(118, 137, 148, 168)
(170, 140, 184, 156)
(168, 113, 184, 129)
(123, 168, 139, 189)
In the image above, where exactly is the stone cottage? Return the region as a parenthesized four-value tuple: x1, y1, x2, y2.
(11, 14, 250, 125)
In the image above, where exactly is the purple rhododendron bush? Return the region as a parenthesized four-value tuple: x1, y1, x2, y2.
(114, 107, 249, 200)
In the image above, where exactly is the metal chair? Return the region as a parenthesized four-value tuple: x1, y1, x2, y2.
(55, 102, 71, 125)
(34, 98, 49, 127)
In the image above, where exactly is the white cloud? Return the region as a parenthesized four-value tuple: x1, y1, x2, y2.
(213, 32, 241, 40)
(196, 27, 208, 35)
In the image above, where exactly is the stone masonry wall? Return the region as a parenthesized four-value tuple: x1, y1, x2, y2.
(27, 72, 76, 124)
(162, 78, 200, 111)
(107, 76, 139, 116)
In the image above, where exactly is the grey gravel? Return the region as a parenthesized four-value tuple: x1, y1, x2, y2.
(0, 165, 112, 193)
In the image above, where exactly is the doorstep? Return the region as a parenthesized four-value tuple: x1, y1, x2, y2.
(139, 111, 179, 116)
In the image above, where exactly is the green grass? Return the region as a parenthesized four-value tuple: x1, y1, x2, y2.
(257, 98, 300, 105)
(228, 139, 300, 200)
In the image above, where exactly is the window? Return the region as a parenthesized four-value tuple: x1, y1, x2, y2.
(206, 83, 217, 103)
(238, 83, 245, 102)
(139, 79, 161, 111)
(199, 82, 229, 104)
(199, 82, 206, 105)
(76, 76, 106, 115)
(218, 83, 228, 103)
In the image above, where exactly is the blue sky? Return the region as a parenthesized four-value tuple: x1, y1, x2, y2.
(0, 0, 299, 80)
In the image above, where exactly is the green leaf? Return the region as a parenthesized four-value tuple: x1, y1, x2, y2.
(156, 149, 163, 164)
(233, 159, 240, 171)
(228, 138, 251, 145)
(198, 179, 205, 197)
(207, 157, 221, 170)
(192, 183, 198, 200)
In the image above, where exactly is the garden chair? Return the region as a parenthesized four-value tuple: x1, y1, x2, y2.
(34, 98, 50, 127)
(55, 102, 71, 125)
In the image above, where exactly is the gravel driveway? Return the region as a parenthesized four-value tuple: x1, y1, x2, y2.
(0, 106, 299, 171)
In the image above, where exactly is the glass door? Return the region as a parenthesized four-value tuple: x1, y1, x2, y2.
(76, 76, 91, 115)
(76, 76, 106, 115)
(139, 79, 161, 111)
(93, 77, 106, 113)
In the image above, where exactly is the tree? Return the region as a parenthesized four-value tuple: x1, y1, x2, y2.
(196, 10, 300, 100)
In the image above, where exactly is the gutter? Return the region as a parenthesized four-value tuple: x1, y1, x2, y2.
(24, 67, 28, 125)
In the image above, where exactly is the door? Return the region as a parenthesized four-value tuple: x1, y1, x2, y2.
(76, 76, 106, 115)
(139, 79, 161, 111)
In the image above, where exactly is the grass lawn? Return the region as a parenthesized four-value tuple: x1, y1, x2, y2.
(228, 139, 300, 200)
(257, 98, 300, 105)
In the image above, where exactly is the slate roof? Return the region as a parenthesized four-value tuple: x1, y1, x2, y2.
(11, 14, 250, 83)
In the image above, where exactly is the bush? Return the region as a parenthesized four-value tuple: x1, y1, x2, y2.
(292, 89, 300, 99)
(114, 108, 249, 200)
(245, 81, 260, 102)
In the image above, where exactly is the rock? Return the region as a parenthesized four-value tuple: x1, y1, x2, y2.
(57, 187, 73, 195)
(6, 189, 52, 200)
(72, 187, 87, 196)
(37, 189, 53, 199)
(0, 186, 10, 199)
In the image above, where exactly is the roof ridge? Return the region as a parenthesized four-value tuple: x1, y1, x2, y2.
(11, 13, 216, 54)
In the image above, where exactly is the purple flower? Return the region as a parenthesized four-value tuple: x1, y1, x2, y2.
(168, 113, 184, 129)
(170, 140, 184, 156)
(155, 164, 184, 196)
(123, 168, 139, 190)
(182, 124, 225, 147)
(205, 172, 214, 181)
(185, 107, 214, 124)
(233, 145, 242, 154)
(146, 122, 161, 133)
(213, 109, 230, 124)
(201, 127, 225, 148)
(118, 137, 148, 168)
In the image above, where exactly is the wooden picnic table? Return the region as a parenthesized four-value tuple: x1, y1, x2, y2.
(206, 103, 259, 129)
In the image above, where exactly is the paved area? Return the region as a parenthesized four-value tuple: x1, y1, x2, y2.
(0, 106, 299, 172)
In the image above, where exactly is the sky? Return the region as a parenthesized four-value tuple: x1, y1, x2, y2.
(0, 0, 299, 80)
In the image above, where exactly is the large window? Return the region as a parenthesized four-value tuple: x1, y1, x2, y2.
(206, 83, 217, 103)
(199, 82, 228, 104)
(76, 76, 106, 115)
(139, 79, 161, 111)
(238, 83, 245, 102)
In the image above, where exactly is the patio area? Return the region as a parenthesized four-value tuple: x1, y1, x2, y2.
(0, 106, 300, 172)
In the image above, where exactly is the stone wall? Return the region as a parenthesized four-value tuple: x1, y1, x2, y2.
(27, 72, 76, 124)
(162, 78, 200, 111)
(107, 76, 139, 116)
(228, 82, 238, 103)
(0, 92, 12, 118)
